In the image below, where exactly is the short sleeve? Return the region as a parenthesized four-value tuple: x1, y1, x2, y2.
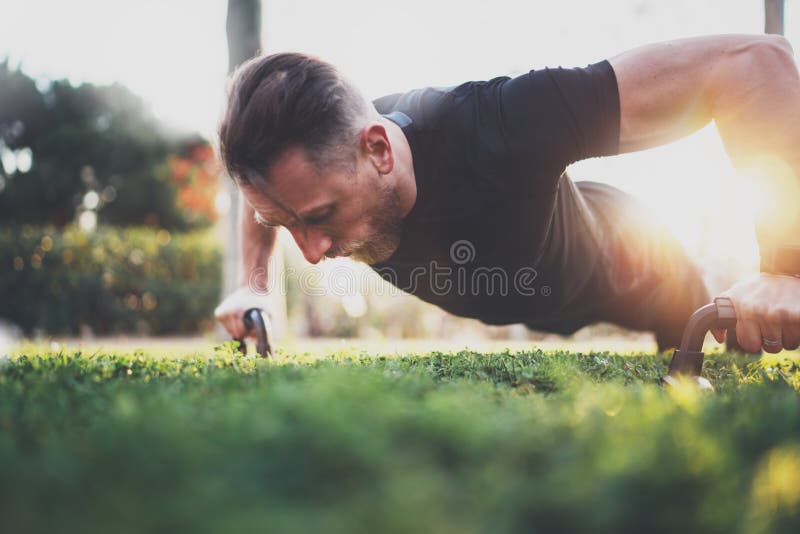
(461, 60, 620, 182)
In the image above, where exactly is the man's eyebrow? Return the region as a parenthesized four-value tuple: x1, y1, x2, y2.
(253, 211, 279, 227)
(251, 201, 331, 231)
(299, 202, 334, 219)
(248, 179, 304, 229)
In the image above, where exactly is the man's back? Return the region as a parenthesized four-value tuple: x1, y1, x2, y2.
(369, 62, 624, 326)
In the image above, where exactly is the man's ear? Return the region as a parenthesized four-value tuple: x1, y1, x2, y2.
(360, 122, 394, 175)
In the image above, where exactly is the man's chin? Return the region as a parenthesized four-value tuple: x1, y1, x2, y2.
(351, 239, 400, 265)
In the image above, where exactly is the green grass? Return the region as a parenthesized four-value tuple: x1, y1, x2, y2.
(1, 345, 800, 533)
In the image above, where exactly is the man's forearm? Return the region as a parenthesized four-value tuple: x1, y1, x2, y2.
(238, 195, 277, 288)
(612, 35, 800, 247)
(710, 36, 800, 247)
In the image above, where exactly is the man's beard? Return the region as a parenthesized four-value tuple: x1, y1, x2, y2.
(336, 183, 404, 265)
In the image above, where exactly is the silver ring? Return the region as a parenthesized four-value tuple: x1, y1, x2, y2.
(761, 337, 782, 347)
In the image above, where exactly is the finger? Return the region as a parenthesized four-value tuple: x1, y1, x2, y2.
(736, 319, 764, 354)
(758, 318, 784, 354)
(234, 317, 251, 340)
(238, 315, 257, 340)
(712, 328, 727, 344)
(713, 292, 736, 344)
(216, 308, 243, 338)
(224, 315, 248, 340)
(783, 325, 800, 351)
(222, 316, 238, 338)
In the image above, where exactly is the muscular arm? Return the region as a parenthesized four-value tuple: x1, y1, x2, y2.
(611, 34, 799, 157)
(610, 34, 800, 243)
(238, 194, 277, 288)
(609, 34, 800, 353)
(214, 195, 278, 340)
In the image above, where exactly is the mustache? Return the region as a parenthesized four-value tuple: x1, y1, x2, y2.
(325, 235, 397, 264)
(326, 239, 368, 259)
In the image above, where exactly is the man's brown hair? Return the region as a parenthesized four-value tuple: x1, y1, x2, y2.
(218, 52, 369, 188)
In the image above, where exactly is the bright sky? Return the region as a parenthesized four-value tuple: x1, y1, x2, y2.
(1, 0, 798, 275)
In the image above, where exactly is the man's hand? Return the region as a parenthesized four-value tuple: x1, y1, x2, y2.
(712, 274, 800, 353)
(215, 188, 279, 340)
(214, 285, 273, 340)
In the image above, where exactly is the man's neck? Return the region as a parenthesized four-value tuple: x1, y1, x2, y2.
(381, 116, 417, 218)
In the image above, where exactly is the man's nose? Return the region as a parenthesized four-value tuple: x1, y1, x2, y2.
(289, 227, 332, 264)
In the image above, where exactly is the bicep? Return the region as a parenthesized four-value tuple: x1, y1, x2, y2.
(609, 34, 782, 153)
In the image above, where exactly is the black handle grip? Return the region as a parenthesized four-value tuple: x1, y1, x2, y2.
(233, 307, 272, 358)
(665, 297, 737, 383)
(677, 296, 737, 353)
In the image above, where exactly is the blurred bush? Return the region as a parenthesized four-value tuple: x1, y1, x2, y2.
(0, 60, 219, 230)
(0, 224, 221, 336)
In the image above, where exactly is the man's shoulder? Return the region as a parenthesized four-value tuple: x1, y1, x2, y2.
(372, 76, 514, 130)
(372, 83, 469, 129)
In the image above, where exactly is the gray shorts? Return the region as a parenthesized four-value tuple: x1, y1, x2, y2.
(525, 180, 709, 348)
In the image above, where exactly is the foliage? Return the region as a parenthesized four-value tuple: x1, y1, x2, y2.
(0, 224, 221, 335)
(0, 60, 218, 229)
(1, 347, 799, 533)
(166, 141, 221, 226)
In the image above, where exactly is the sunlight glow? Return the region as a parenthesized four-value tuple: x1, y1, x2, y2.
(78, 210, 97, 233)
(83, 191, 100, 210)
(341, 294, 367, 318)
(751, 444, 800, 514)
(2, 0, 798, 277)
(1, 147, 16, 175)
(214, 190, 231, 216)
(15, 148, 32, 173)
(739, 153, 800, 237)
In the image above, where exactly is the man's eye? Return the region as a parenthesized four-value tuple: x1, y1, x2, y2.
(306, 207, 335, 225)
(306, 215, 327, 225)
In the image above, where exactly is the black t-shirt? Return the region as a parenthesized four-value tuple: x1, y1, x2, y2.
(370, 60, 620, 325)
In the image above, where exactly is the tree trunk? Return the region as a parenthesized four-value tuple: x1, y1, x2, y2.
(222, 0, 262, 327)
(764, 0, 785, 35)
(226, 0, 262, 70)
(218, 0, 288, 343)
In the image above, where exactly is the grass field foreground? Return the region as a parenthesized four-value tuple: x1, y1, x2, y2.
(1, 345, 800, 533)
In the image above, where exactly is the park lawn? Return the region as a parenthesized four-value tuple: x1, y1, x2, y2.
(1, 345, 799, 533)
